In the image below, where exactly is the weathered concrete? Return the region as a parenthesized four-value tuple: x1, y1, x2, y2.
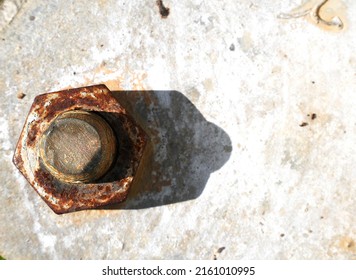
(0, 0, 355, 259)
(0, 0, 25, 31)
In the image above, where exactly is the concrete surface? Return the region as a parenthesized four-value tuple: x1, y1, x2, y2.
(0, 0, 355, 259)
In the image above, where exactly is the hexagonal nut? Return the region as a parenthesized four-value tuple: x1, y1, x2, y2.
(13, 84, 148, 214)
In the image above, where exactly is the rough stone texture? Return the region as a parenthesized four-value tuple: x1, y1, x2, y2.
(0, 0, 355, 259)
(0, 0, 25, 31)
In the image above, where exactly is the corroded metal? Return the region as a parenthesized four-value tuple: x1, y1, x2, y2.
(13, 84, 148, 214)
(39, 110, 117, 183)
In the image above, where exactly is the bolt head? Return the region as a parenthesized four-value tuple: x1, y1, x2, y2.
(13, 85, 148, 214)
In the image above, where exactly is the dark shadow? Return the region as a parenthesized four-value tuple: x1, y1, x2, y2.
(102, 90, 232, 209)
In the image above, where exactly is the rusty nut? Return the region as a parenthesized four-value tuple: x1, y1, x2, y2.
(13, 84, 148, 214)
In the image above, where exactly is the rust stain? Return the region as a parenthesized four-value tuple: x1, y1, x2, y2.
(88, 64, 147, 91)
(338, 236, 356, 253)
(54, 63, 148, 92)
(132, 73, 148, 91)
(33, 166, 134, 214)
(103, 79, 123, 91)
(25, 85, 125, 148)
(94, 63, 115, 75)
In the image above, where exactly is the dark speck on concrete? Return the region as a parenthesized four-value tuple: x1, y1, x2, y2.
(299, 122, 308, 127)
(17, 92, 26, 99)
(213, 247, 226, 260)
(29, 15, 35, 21)
(217, 247, 225, 253)
(229, 44, 235, 51)
(157, 0, 170, 18)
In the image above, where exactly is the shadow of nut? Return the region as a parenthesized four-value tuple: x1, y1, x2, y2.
(12, 84, 148, 214)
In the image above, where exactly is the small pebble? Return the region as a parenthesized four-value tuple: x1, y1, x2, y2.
(17, 92, 26, 99)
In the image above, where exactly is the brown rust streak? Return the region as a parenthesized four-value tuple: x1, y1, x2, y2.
(34, 168, 131, 214)
(121, 114, 148, 167)
(26, 85, 126, 148)
(13, 142, 24, 169)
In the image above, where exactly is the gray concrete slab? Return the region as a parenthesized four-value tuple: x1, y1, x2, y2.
(0, 0, 355, 259)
